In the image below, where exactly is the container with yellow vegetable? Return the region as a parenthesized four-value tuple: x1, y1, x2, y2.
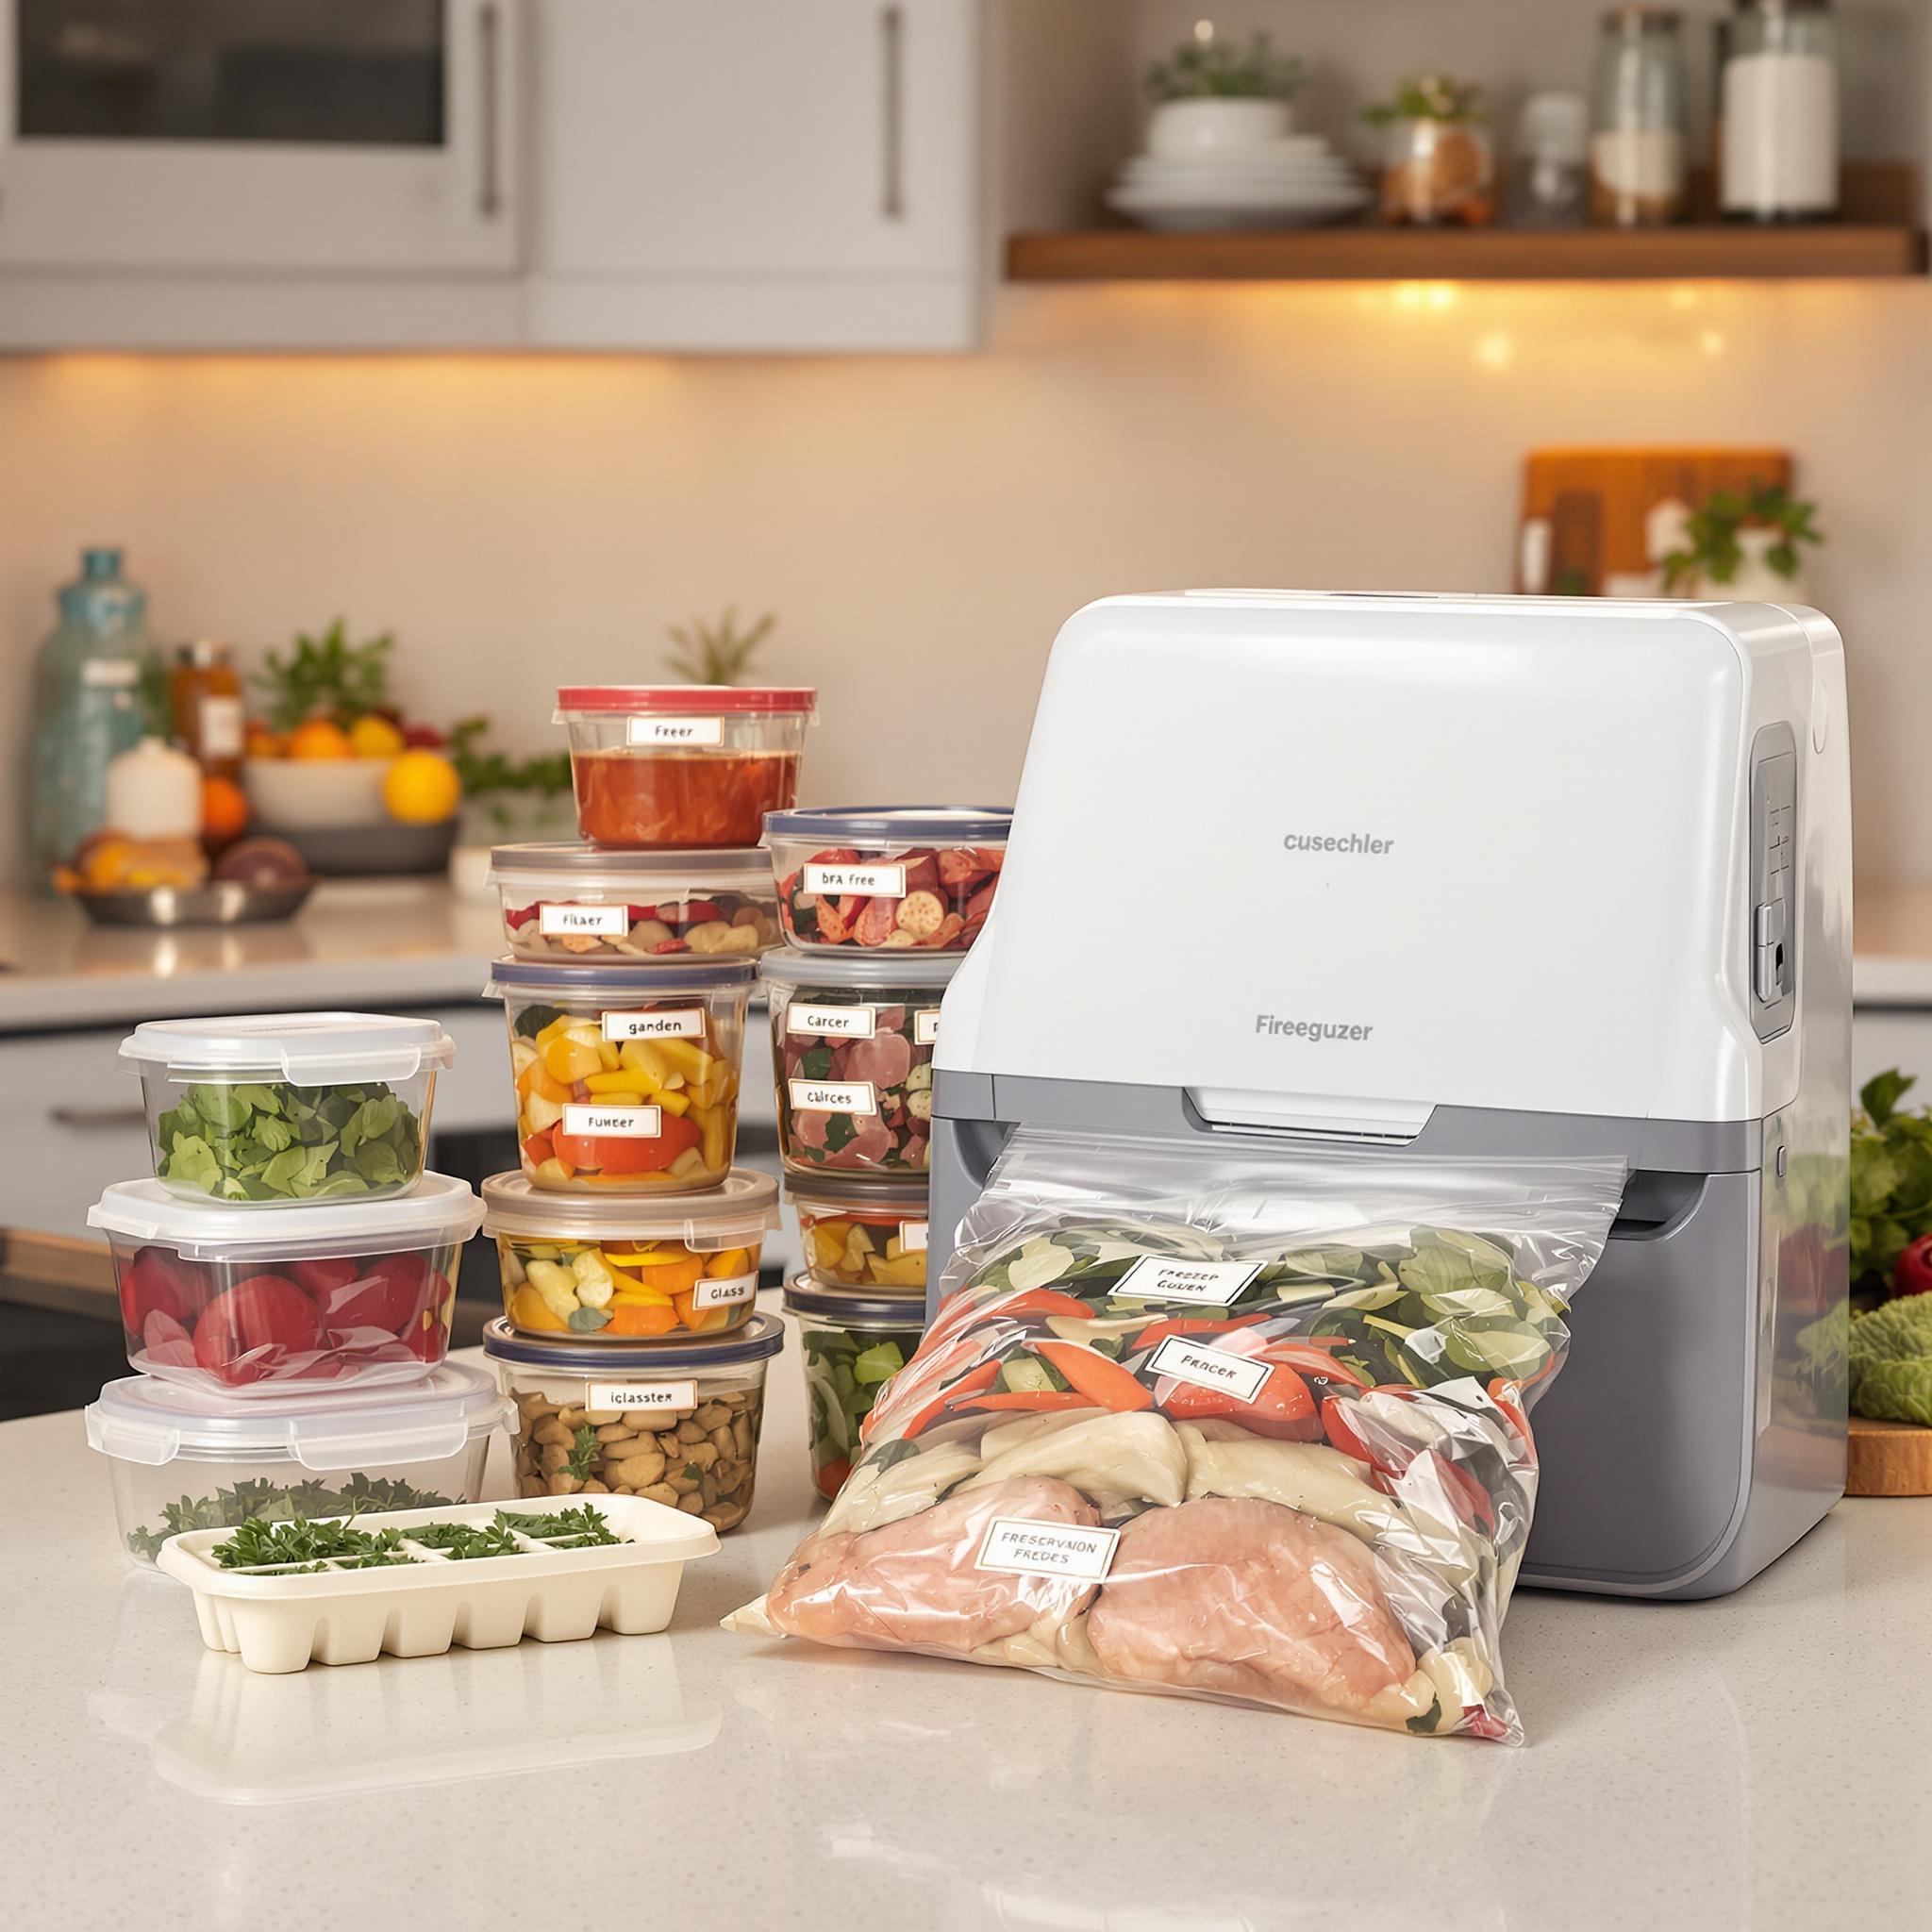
(484, 958, 754, 1193)
(482, 1170, 777, 1341)
(787, 1173, 929, 1293)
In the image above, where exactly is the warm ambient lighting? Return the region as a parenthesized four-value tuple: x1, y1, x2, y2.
(1391, 281, 1460, 312)
(1474, 331, 1514, 370)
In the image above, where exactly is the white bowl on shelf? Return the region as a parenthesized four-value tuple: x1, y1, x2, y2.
(1146, 98, 1293, 158)
(242, 757, 391, 831)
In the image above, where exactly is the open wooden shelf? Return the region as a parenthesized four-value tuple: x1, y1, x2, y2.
(1009, 161, 1924, 283)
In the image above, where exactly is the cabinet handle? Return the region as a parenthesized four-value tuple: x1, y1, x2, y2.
(880, 3, 905, 220)
(477, 1, 504, 220)
(49, 1106, 146, 1131)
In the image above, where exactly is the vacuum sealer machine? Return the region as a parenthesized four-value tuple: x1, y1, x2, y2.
(930, 591, 1851, 1601)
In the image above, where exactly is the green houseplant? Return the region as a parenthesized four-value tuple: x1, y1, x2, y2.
(1660, 480, 1824, 597)
(664, 607, 777, 686)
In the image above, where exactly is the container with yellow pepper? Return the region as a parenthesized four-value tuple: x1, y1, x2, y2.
(481, 1170, 777, 1341)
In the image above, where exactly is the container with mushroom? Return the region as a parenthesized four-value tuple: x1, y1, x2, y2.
(484, 1315, 783, 1534)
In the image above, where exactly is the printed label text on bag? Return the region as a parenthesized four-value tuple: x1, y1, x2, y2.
(976, 1518, 1120, 1582)
(1114, 1257, 1262, 1307)
(1148, 1335, 1271, 1405)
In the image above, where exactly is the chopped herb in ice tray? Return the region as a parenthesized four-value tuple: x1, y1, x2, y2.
(211, 1516, 411, 1570)
(492, 1505, 620, 1545)
(406, 1520, 526, 1560)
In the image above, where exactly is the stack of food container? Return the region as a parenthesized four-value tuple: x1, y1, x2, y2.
(82, 1012, 503, 1565)
(477, 686, 817, 1532)
(760, 805, 1010, 1499)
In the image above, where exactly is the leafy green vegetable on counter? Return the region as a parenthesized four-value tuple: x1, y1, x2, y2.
(1849, 1295, 1932, 1427)
(125, 1475, 458, 1561)
(1850, 1070, 1932, 1297)
(155, 1079, 423, 1202)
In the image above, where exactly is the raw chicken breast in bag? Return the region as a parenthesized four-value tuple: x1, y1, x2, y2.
(729, 1131, 1624, 1742)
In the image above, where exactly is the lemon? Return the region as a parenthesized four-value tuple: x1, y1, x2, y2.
(347, 713, 406, 758)
(382, 749, 461, 824)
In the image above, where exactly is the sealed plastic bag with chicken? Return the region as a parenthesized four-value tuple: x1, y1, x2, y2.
(730, 1131, 1625, 1742)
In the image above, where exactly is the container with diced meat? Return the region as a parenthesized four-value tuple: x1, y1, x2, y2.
(488, 842, 782, 963)
(783, 1278, 927, 1500)
(762, 949, 958, 1177)
(88, 1172, 485, 1395)
(787, 1172, 930, 1292)
(483, 1168, 778, 1341)
(85, 1361, 508, 1566)
(119, 1013, 455, 1206)
(764, 806, 1009, 952)
(484, 1313, 784, 1533)
(485, 957, 755, 1193)
(554, 685, 817, 848)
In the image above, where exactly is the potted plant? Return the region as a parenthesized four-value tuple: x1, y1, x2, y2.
(1144, 26, 1305, 158)
(664, 606, 777, 685)
(1660, 480, 1824, 601)
(1363, 75, 1494, 226)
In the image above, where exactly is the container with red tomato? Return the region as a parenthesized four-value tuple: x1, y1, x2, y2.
(554, 685, 817, 848)
(88, 1172, 484, 1396)
(483, 1169, 778, 1341)
(486, 957, 754, 1193)
(764, 806, 1009, 952)
(488, 842, 781, 963)
(762, 949, 958, 1177)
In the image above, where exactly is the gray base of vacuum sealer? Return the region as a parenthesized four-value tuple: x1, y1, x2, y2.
(930, 1074, 1847, 1604)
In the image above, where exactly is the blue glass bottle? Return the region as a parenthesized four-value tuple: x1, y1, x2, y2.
(30, 547, 155, 877)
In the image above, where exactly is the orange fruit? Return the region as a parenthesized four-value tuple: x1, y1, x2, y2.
(243, 723, 283, 758)
(201, 774, 250, 845)
(286, 718, 353, 760)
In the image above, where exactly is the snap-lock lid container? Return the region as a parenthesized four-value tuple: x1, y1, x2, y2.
(484, 1309, 785, 1374)
(555, 685, 818, 720)
(782, 1279, 931, 1332)
(786, 1171, 930, 1293)
(764, 807, 1008, 954)
(482, 1169, 778, 1246)
(759, 948, 963, 992)
(485, 956, 759, 1001)
(784, 1274, 925, 1500)
(488, 843, 781, 964)
(120, 1012, 457, 1085)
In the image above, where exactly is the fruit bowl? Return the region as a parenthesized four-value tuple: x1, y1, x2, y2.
(243, 758, 391, 832)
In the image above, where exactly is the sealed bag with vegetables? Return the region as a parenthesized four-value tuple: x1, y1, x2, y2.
(729, 1132, 1624, 1743)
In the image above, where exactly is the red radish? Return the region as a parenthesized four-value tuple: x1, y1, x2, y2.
(118, 1245, 210, 1335)
(141, 1309, 199, 1370)
(192, 1274, 327, 1386)
(289, 1256, 361, 1302)
(317, 1251, 432, 1333)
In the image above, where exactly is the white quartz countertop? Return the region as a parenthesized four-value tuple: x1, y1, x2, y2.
(8, 1323, 1932, 1930)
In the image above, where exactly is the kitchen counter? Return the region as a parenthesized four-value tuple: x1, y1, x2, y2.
(7, 1323, 1930, 1931)
(0, 878, 502, 1031)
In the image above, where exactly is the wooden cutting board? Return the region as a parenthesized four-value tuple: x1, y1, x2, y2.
(1847, 1415, 1932, 1496)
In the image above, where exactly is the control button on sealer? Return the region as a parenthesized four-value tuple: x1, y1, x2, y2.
(1753, 900, 1788, 1002)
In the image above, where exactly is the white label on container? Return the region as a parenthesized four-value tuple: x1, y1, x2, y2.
(1113, 1257, 1262, 1307)
(805, 862, 907, 897)
(976, 1517, 1120, 1583)
(603, 1007, 705, 1041)
(692, 1272, 757, 1308)
(541, 901, 628, 937)
(914, 1008, 940, 1046)
(561, 1104, 663, 1138)
(899, 1220, 929, 1254)
(627, 715, 724, 747)
(1149, 1335, 1271, 1406)
(199, 694, 245, 758)
(590, 1379, 697, 1412)
(787, 1002, 876, 1039)
(79, 658, 142, 689)
(789, 1079, 877, 1116)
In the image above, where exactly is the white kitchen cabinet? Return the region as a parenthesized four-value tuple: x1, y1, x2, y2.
(525, 0, 981, 349)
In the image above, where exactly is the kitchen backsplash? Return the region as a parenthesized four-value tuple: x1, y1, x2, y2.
(3, 276, 1928, 887)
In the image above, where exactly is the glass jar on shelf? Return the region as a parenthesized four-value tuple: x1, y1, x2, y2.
(1721, 0, 1840, 221)
(1591, 7, 1690, 226)
(1367, 76, 1495, 227)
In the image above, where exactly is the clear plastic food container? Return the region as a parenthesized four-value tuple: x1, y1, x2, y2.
(483, 1168, 778, 1341)
(88, 1172, 484, 1395)
(484, 1313, 785, 1534)
(762, 949, 959, 1177)
(764, 805, 1009, 952)
(489, 842, 782, 963)
(485, 957, 755, 1193)
(85, 1362, 508, 1566)
(119, 1012, 456, 1206)
(783, 1278, 926, 1501)
(553, 685, 817, 848)
(788, 1173, 930, 1291)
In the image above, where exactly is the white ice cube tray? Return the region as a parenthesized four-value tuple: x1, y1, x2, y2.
(157, 1494, 719, 1674)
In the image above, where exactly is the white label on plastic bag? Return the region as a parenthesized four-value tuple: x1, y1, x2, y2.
(627, 715, 723, 747)
(789, 1079, 877, 1116)
(603, 1007, 705, 1041)
(899, 1220, 929, 1253)
(1149, 1336, 1271, 1405)
(914, 1008, 940, 1045)
(541, 902, 627, 937)
(1114, 1257, 1262, 1307)
(805, 861, 907, 897)
(590, 1379, 697, 1412)
(561, 1104, 663, 1138)
(976, 1517, 1120, 1582)
(788, 1002, 875, 1039)
(692, 1272, 757, 1308)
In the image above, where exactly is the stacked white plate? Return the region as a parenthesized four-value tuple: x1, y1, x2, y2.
(1107, 134, 1372, 232)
